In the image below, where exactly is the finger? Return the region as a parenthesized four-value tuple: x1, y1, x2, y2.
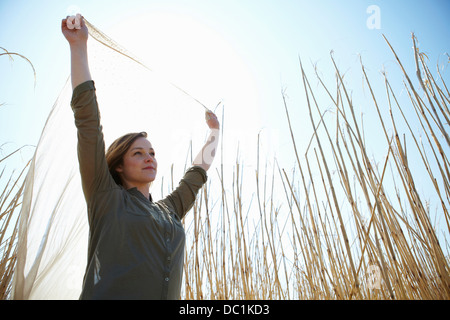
(74, 15, 80, 29)
(66, 15, 76, 29)
(61, 19, 72, 32)
(74, 13, 81, 29)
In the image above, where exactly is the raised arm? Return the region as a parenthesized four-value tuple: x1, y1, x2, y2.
(61, 15, 91, 89)
(160, 111, 219, 218)
(62, 15, 114, 209)
(192, 110, 220, 171)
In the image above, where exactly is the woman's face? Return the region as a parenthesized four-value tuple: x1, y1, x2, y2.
(115, 137, 157, 188)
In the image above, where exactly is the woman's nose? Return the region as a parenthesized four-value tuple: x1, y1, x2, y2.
(144, 153, 154, 162)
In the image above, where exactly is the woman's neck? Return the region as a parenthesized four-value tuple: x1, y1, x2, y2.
(124, 182, 150, 200)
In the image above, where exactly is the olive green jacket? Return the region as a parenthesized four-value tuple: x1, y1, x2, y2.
(71, 80, 207, 300)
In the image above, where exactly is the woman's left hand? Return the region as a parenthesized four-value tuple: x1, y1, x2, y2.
(205, 110, 220, 130)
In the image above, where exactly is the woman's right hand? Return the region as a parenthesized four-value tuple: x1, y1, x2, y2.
(62, 15, 92, 90)
(61, 15, 89, 46)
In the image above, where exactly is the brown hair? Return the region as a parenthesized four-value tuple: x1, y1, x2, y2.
(106, 132, 148, 185)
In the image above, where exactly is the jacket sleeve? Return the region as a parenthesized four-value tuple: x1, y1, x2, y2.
(159, 166, 207, 219)
(71, 80, 116, 204)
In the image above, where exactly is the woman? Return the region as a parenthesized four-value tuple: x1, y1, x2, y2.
(62, 16, 219, 299)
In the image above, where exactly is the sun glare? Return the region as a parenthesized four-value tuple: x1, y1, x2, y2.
(101, 11, 263, 171)
(66, 5, 81, 16)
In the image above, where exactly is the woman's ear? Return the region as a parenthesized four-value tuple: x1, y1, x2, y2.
(115, 164, 123, 173)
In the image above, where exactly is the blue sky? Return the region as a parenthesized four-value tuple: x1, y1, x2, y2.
(1, 0, 449, 196)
